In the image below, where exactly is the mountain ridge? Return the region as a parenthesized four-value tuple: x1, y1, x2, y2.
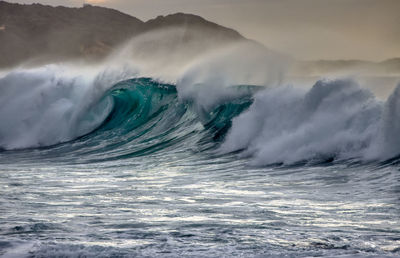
(0, 1, 244, 68)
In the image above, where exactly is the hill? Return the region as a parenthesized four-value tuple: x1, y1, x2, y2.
(0, 1, 244, 68)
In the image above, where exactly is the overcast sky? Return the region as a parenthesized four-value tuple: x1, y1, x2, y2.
(5, 0, 400, 61)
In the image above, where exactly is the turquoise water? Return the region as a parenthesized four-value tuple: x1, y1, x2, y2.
(0, 78, 400, 257)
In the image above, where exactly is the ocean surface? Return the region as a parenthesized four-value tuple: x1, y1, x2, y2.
(0, 59, 400, 257)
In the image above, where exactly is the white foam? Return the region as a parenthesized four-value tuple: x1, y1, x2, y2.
(1, 241, 37, 258)
(220, 79, 400, 165)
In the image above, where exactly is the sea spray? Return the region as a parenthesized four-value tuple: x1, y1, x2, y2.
(377, 82, 400, 158)
(219, 79, 386, 165)
(0, 64, 136, 149)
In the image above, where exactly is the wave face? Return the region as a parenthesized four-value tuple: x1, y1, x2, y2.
(0, 73, 255, 163)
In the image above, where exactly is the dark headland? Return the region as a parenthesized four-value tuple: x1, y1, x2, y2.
(0, 1, 244, 68)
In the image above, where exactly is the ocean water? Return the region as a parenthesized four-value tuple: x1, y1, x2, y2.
(0, 55, 400, 257)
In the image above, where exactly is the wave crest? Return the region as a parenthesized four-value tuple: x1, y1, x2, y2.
(220, 79, 400, 165)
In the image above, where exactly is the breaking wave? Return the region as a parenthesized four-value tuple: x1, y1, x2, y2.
(0, 42, 400, 165)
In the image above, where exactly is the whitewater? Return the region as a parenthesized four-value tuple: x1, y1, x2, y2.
(0, 33, 400, 257)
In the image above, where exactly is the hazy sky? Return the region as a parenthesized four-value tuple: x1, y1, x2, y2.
(5, 0, 400, 61)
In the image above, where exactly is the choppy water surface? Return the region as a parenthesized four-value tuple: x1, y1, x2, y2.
(0, 78, 400, 257)
(1, 153, 400, 257)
